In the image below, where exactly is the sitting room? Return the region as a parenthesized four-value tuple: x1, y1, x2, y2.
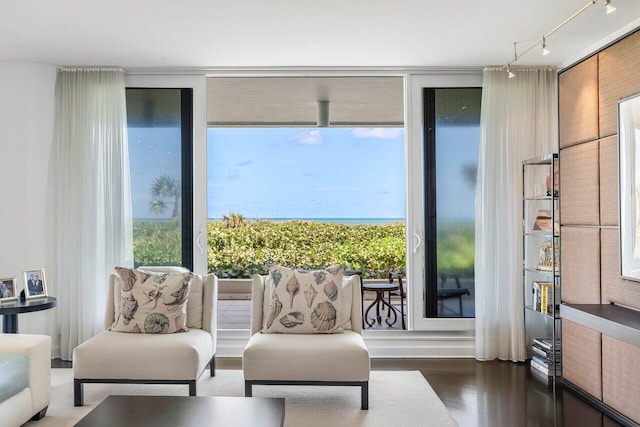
(2, 1, 640, 426)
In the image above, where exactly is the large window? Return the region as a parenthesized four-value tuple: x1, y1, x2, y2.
(207, 127, 405, 276)
(424, 88, 481, 318)
(126, 88, 193, 269)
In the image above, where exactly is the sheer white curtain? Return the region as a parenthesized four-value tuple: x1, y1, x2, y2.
(475, 67, 558, 362)
(49, 68, 133, 360)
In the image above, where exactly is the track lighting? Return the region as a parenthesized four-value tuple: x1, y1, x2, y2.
(541, 37, 550, 56)
(502, 0, 617, 78)
(605, 0, 616, 14)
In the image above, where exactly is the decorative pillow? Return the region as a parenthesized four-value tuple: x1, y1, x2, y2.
(262, 273, 355, 330)
(263, 265, 344, 334)
(111, 267, 193, 334)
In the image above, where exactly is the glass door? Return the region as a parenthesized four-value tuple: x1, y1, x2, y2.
(124, 74, 208, 274)
(407, 74, 480, 331)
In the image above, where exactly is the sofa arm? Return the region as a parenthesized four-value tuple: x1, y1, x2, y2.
(0, 334, 51, 413)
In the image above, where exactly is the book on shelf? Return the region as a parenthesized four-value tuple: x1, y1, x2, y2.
(530, 357, 561, 376)
(531, 345, 561, 359)
(531, 281, 553, 313)
(530, 358, 551, 376)
(533, 338, 560, 351)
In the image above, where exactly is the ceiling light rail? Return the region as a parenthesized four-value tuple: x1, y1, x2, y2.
(504, 0, 615, 78)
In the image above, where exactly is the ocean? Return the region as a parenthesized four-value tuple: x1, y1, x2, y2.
(133, 218, 405, 225)
(211, 217, 405, 225)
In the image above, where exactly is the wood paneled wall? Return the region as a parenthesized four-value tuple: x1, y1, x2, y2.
(559, 28, 640, 423)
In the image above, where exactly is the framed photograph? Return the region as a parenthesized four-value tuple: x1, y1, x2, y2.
(0, 277, 18, 303)
(23, 269, 47, 299)
(619, 93, 640, 281)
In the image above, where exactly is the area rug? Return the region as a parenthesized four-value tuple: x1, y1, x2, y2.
(26, 369, 458, 427)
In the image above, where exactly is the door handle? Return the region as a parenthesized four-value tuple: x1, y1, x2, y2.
(196, 225, 205, 254)
(413, 231, 422, 254)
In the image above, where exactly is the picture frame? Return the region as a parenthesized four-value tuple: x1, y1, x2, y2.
(619, 93, 640, 281)
(23, 269, 47, 299)
(0, 277, 18, 303)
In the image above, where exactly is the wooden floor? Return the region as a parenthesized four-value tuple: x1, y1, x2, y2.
(55, 357, 624, 426)
(216, 358, 623, 427)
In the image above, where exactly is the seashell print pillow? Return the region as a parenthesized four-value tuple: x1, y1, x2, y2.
(263, 265, 344, 334)
(111, 267, 193, 334)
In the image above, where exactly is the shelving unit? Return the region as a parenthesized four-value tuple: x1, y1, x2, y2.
(522, 154, 561, 382)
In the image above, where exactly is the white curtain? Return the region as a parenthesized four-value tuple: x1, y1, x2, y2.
(49, 68, 133, 360)
(475, 67, 558, 362)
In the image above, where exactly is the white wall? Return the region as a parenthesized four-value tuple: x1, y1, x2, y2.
(0, 62, 57, 337)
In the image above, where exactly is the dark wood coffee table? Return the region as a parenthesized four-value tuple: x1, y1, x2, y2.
(74, 395, 285, 427)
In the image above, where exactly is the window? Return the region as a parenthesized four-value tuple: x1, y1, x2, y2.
(126, 88, 194, 269)
(208, 127, 405, 329)
(424, 88, 481, 318)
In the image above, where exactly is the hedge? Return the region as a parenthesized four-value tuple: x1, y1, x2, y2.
(132, 219, 474, 279)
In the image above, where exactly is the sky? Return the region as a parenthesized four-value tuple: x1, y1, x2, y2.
(127, 126, 479, 221)
(207, 128, 405, 219)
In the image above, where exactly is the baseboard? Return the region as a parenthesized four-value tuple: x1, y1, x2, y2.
(217, 329, 475, 358)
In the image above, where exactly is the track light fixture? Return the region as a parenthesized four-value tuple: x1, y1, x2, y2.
(542, 37, 551, 56)
(504, 0, 615, 79)
(605, 0, 616, 14)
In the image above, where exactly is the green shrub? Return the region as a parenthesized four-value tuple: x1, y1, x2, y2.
(132, 219, 474, 279)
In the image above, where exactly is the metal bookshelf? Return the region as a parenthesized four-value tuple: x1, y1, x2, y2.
(522, 153, 561, 382)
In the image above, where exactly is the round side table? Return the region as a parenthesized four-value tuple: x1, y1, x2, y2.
(0, 297, 57, 333)
(362, 283, 400, 328)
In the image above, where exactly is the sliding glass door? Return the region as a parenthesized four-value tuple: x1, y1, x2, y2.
(407, 74, 481, 331)
(124, 74, 208, 274)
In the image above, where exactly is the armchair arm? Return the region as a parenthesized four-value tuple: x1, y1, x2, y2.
(202, 274, 218, 354)
(0, 334, 51, 413)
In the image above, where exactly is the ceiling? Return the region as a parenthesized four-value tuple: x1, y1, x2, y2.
(1, 0, 639, 69)
(207, 77, 404, 127)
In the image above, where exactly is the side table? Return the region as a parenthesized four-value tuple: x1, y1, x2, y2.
(0, 297, 57, 333)
(362, 283, 400, 328)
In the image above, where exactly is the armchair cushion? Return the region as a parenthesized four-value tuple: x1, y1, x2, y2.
(73, 329, 212, 380)
(263, 265, 344, 334)
(243, 330, 369, 382)
(0, 354, 28, 404)
(111, 267, 193, 334)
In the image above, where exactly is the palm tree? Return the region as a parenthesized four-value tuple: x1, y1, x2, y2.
(149, 175, 181, 220)
(222, 212, 246, 228)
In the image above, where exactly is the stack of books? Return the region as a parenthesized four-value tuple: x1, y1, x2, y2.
(530, 338, 561, 378)
(531, 281, 559, 315)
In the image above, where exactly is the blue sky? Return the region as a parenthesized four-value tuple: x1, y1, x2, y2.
(128, 125, 478, 221)
(207, 128, 405, 219)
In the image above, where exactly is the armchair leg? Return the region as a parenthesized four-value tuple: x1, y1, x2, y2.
(74, 380, 84, 407)
(361, 382, 369, 410)
(188, 380, 197, 396)
(245, 380, 253, 397)
(30, 406, 48, 420)
(209, 354, 216, 377)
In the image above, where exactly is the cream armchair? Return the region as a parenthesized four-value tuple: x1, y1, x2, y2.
(243, 273, 370, 409)
(0, 334, 51, 427)
(73, 267, 217, 406)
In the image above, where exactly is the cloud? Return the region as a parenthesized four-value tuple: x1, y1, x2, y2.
(236, 160, 253, 167)
(289, 130, 323, 145)
(228, 168, 241, 180)
(351, 128, 403, 139)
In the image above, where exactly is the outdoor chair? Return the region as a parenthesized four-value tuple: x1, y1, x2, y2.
(437, 272, 470, 317)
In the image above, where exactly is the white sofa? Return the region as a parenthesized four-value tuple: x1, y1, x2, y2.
(73, 267, 217, 406)
(0, 334, 51, 427)
(243, 273, 370, 409)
